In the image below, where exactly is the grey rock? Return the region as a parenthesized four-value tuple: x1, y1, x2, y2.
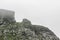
(0, 9, 59, 40)
(0, 9, 16, 25)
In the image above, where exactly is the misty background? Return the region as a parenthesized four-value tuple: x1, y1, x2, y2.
(0, 0, 60, 38)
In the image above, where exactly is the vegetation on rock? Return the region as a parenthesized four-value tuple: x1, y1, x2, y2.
(0, 9, 60, 40)
(0, 18, 59, 40)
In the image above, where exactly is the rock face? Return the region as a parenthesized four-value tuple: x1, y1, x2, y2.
(0, 9, 15, 25)
(0, 9, 60, 40)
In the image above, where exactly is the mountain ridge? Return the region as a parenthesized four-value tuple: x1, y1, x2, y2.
(0, 9, 59, 40)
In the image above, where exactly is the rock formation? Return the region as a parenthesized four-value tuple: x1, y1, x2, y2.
(0, 9, 60, 40)
(0, 9, 16, 25)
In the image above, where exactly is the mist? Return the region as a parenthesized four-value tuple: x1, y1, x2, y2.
(0, 0, 60, 38)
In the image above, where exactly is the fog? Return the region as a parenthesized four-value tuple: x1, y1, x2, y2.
(0, 0, 60, 38)
(0, 9, 14, 18)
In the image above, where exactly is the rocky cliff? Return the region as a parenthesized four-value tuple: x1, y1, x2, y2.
(0, 9, 59, 40)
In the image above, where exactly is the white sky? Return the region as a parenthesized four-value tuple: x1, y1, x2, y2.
(0, 0, 60, 38)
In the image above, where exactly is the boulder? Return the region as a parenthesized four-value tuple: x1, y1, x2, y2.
(0, 9, 16, 25)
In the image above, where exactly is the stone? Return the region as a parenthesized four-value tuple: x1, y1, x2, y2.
(0, 9, 59, 40)
(22, 18, 32, 28)
(0, 9, 16, 25)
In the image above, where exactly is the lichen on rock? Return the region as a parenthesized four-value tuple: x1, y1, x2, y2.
(0, 9, 60, 40)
